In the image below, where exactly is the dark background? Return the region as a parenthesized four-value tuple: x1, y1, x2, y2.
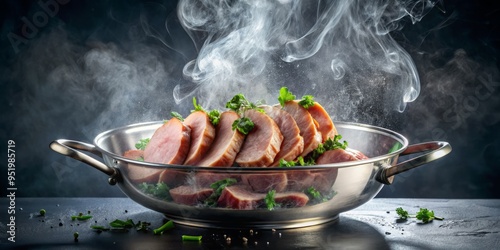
(0, 0, 499, 198)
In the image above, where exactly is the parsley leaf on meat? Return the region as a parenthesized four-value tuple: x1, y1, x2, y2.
(232, 117, 255, 135)
(135, 138, 150, 150)
(170, 111, 184, 121)
(204, 178, 237, 207)
(192, 97, 221, 126)
(278, 87, 296, 107)
(298, 95, 315, 109)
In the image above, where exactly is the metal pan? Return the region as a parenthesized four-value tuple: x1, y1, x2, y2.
(50, 121, 451, 229)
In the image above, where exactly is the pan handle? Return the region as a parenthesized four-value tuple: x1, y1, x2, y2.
(49, 139, 119, 185)
(376, 141, 452, 185)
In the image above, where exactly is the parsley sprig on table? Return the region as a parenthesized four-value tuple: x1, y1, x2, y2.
(396, 207, 444, 223)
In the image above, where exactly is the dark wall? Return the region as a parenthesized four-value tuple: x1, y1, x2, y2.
(0, 0, 499, 198)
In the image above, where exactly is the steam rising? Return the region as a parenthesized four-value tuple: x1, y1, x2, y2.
(177, 0, 437, 121)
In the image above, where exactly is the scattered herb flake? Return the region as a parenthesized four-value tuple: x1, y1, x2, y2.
(135, 138, 150, 150)
(39, 209, 46, 216)
(205, 178, 237, 207)
(182, 235, 202, 241)
(153, 220, 174, 235)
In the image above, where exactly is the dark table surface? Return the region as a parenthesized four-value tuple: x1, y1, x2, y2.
(1, 198, 499, 249)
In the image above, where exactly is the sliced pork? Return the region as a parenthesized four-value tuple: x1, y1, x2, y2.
(143, 118, 191, 165)
(280, 101, 322, 157)
(274, 191, 309, 208)
(169, 185, 214, 206)
(158, 169, 188, 188)
(235, 109, 283, 167)
(316, 148, 368, 165)
(123, 149, 144, 161)
(217, 185, 310, 210)
(241, 173, 287, 193)
(218, 185, 263, 210)
(307, 102, 337, 142)
(183, 111, 216, 166)
(196, 111, 245, 167)
(262, 106, 304, 166)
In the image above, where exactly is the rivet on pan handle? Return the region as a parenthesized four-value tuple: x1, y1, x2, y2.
(49, 139, 120, 185)
(377, 141, 452, 185)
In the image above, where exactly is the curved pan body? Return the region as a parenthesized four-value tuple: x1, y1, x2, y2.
(50, 121, 451, 229)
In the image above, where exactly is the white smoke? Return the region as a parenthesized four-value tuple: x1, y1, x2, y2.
(176, 0, 438, 124)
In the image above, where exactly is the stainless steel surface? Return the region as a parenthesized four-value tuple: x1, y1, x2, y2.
(50, 121, 451, 228)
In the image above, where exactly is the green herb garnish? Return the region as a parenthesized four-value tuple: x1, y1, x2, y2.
(278, 87, 296, 107)
(204, 178, 238, 207)
(298, 95, 315, 109)
(153, 220, 174, 235)
(310, 135, 348, 159)
(109, 219, 135, 228)
(396, 207, 409, 220)
(39, 209, 46, 216)
(265, 190, 277, 210)
(73, 232, 79, 241)
(71, 213, 93, 221)
(232, 117, 255, 135)
(138, 182, 171, 200)
(182, 235, 202, 241)
(90, 225, 110, 231)
(225, 94, 248, 111)
(416, 208, 443, 223)
(135, 138, 150, 150)
(388, 142, 403, 153)
(192, 97, 221, 126)
(395, 207, 443, 223)
(170, 111, 184, 121)
(279, 156, 312, 167)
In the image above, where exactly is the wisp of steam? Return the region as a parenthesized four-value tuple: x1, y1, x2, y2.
(176, 0, 437, 125)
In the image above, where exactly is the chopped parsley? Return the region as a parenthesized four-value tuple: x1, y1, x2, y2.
(265, 190, 277, 210)
(170, 111, 184, 121)
(135, 138, 150, 150)
(204, 178, 238, 207)
(310, 135, 348, 160)
(298, 95, 315, 109)
(138, 182, 171, 200)
(396, 207, 409, 220)
(278, 87, 296, 107)
(192, 97, 221, 126)
(232, 117, 255, 135)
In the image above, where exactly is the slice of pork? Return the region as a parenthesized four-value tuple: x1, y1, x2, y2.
(261, 106, 304, 166)
(235, 109, 283, 167)
(279, 101, 322, 157)
(218, 185, 264, 210)
(183, 111, 216, 166)
(144, 118, 191, 164)
(217, 185, 310, 210)
(241, 173, 288, 193)
(307, 102, 337, 142)
(123, 149, 144, 161)
(169, 185, 214, 206)
(158, 169, 188, 188)
(274, 191, 310, 208)
(316, 148, 368, 164)
(196, 111, 245, 167)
